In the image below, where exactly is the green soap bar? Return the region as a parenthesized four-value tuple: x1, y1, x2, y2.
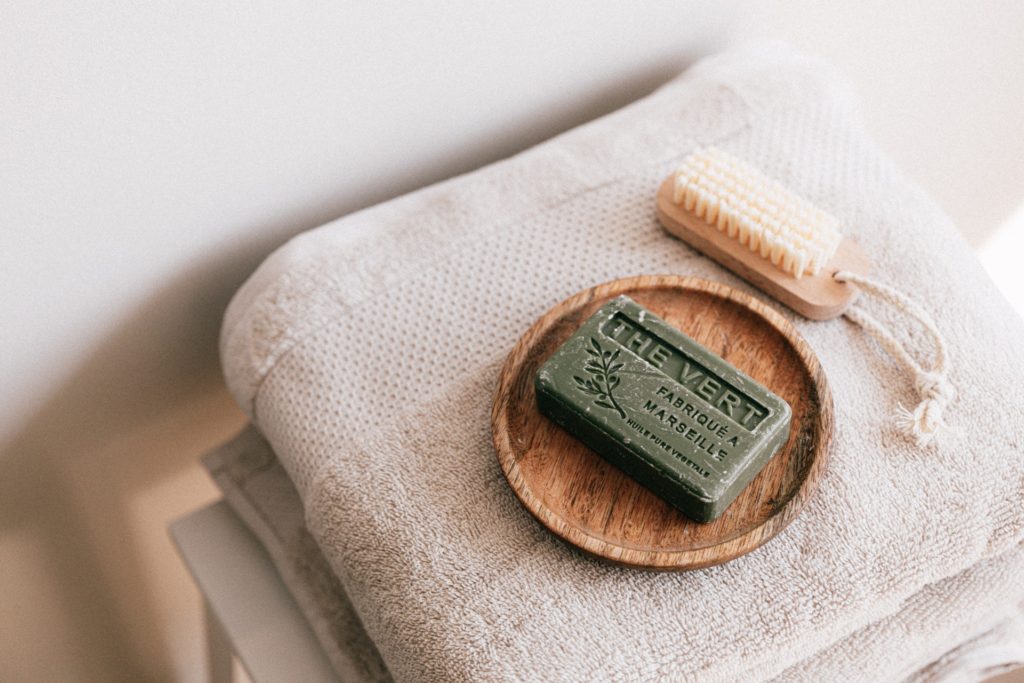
(535, 295, 791, 523)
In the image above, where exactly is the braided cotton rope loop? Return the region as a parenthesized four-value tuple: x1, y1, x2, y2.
(834, 271, 954, 446)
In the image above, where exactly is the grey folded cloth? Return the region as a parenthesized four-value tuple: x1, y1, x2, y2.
(217, 43, 1024, 681)
(202, 427, 391, 683)
(204, 427, 1024, 682)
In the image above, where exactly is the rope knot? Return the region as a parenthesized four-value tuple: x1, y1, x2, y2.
(915, 371, 955, 404)
(898, 371, 954, 447)
(837, 270, 954, 448)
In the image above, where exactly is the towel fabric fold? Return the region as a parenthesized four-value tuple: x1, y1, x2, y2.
(219, 44, 1024, 681)
(202, 427, 391, 682)
(204, 428, 1023, 682)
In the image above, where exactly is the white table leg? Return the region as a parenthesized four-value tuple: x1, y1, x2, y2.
(172, 502, 338, 682)
(205, 600, 233, 683)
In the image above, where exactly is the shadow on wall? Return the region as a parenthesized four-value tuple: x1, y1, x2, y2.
(0, 254, 255, 680)
(0, 55, 700, 681)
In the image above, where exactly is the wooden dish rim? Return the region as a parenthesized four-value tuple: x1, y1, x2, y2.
(490, 275, 833, 570)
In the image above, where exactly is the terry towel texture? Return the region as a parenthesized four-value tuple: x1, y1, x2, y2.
(205, 427, 1024, 682)
(220, 44, 1024, 681)
(202, 428, 391, 682)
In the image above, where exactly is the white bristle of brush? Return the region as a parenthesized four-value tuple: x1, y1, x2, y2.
(663, 148, 955, 447)
(673, 147, 842, 279)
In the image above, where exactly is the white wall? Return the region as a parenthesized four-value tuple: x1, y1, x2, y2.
(0, 3, 732, 680)
(732, 0, 1024, 246)
(2, 1, 1022, 680)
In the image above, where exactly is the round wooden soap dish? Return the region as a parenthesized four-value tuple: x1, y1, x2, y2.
(491, 275, 832, 571)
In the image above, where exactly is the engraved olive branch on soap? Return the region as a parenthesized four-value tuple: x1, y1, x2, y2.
(573, 338, 626, 419)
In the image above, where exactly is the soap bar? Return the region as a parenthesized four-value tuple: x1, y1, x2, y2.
(535, 295, 791, 522)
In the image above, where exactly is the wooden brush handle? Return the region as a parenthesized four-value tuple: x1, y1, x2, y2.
(656, 177, 871, 320)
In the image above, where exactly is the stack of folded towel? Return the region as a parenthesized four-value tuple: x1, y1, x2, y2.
(211, 44, 1024, 681)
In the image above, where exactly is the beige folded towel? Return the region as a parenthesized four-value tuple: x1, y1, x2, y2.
(220, 43, 1024, 681)
(204, 427, 1024, 682)
(202, 427, 390, 682)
